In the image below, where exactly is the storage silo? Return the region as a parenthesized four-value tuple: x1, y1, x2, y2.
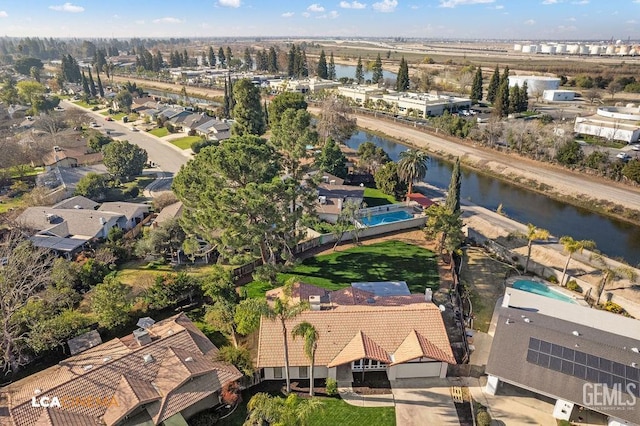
(508, 76, 561, 95)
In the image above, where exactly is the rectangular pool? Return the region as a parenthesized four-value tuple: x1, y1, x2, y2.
(359, 210, 414, 227)
(512, 279, 577, 304)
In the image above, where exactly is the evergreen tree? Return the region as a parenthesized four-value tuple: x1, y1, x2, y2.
(231, 78, 265, 136)
(223, 80, 231, 118)
(208, 46, 216, 68)
(152, 50, 163, 72)
(372, 53, 383, 84)
(509, 83, 521, 114)
(328, 52, 336, 80)
(355, 56, 364, 84)
(96, 73, 104, 98)
(316, 50, 328, 79)
(81, 71, 90, 97)
(471, 66, 483, 104)
(519, 82, 529, 112)
(486, 65, 500, 103)
(287, 44, 296, 77)
(315, 138, 348, 178)
(268, 47, 278, 73)
(396, 57, 409, 91)
(301, 50, 309, 77)
(182, 49, 189, 66)
(263, 100, 269, 127)
(87, 69, 96, 97)
(218, 47, 226, 68)
(493, 79, 509, 118)
(226, 47, 233, 67)
(445, 157, 462, 214)
(243, 47, 253, 71)
(500, 65, 510, 85)
(201, 51, 207, 67)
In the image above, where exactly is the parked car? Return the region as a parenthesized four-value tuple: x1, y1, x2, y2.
(54, 106, 64, 112)
(90, 122, 99, 128)
(632, 145, 640, 151)
(616, 152, 631, 161)
(105, 116, 113, 121)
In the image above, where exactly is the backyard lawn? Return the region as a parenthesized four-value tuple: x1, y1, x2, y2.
(116, 259, 214, 295)
(243, 240, 439, 297)
(148, 127, 169, 137)
(170, 136, 201, 150)
(363, 187, 397, 207)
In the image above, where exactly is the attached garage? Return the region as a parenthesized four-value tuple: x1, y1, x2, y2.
(388, 360, 447, 380)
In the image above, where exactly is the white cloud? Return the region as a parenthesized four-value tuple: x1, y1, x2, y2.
(524, 19, 535, 25)
(373, 0, 398, 12)
(49, 2, 84, 13)
(340, 1, 366, 9)
(541, 0, 559, 4)
(567, 16, 576, 21)
(627, 19, 637, 24)
(410, 4, 419, 9)
(302, 12, 311, 17)
(318, 10, 339, 18)
(218, 0, 241, 7)
(0, 11, 7, 18)
(307, 4, 325, 12)
(152, 17, 184, 24)
(493, 4, 504, 8)
(281, 11, 295, 17)
(439, 0, 494, 8)
(571, 0, 588, 4)
(557, 25, 577, 31)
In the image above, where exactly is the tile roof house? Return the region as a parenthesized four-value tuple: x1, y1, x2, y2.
(98, 202, 150, 229)
(153, 202, 183, 228)
(0, 313, 242, 426)
(315, 183, 365, 224)
(41, 147, 103, 171)
(257, 288, 454, 384)
(486, 287, 640, 425)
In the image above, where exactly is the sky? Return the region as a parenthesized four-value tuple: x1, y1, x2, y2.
(0, 0, 639, 41)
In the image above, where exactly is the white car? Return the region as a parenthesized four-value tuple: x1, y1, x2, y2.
(130, 127, 139, 132)
(54, 106, 64, 111)
(616, 152, 631, 160)
(90, 122, 99, 128)
(632, 145, 640, 151)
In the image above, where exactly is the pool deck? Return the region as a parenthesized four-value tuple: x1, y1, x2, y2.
(506, 276, 589, 306)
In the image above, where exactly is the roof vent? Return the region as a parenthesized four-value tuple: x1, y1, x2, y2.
(572, 331, 580, 337)
(166, 329, 174, 335)
(143, 354, 154, 364)
(633, 362, 638, 368)
(523, 318, 531, 323)
(309, 295, 321, 311)
(73, 205, 83, 209)
(185, 357, 194, 362)
(632, 347, 639, 354)
(103, 356, 112, 363)
(34, 389, 42, 395)
(133, 328, 152, 346)
(83, 365, 93, 371)
(505, 319, 513, 325)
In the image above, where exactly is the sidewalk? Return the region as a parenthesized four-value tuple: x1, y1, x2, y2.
(338, 386, 395, 407)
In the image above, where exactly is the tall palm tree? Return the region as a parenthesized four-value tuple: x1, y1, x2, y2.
(397, 149, 429, 197)
(265, 296, 309, 394)
(292, 321, 319, 396)
(522, 223, 550, 274)
(559, 236, 596, 286)
(591, 254, 637, 306)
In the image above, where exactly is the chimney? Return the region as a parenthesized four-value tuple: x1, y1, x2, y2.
(309, 295, 321, 311)
(133, 328, 152, 346)
(424, 288, 433, 303)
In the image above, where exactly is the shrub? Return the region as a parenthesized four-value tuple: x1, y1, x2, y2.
(126, 186, 139, 198)
(566, 280, 582, 293)
(547, 275, 559, 284)
(557, 420, 571, 426)
(476, 410, 492, 426)
(91, 106, 99, 111)
(325, 377, 338, 396)
(189, 412, 220, 426)
(603, 301, 628, 315)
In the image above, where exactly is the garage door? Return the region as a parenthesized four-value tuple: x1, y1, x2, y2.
(394, 362, 442, 378)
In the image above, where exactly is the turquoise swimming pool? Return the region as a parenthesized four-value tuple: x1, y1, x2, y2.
(513, 280, 577, 304)
(359, 210, 413, 227)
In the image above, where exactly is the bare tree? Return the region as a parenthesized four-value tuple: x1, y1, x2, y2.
(316, 96, 356, 144)
(0, 228, 55, 375)
(34, 113, 68, 135)
(607, 82, 622, 100)
(64, 108, 90, 129)
(457, 72, 474, 95)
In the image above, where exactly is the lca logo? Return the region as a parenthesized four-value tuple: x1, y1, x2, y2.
(31, 395, 118, 408)
(31, 397, 61, 408)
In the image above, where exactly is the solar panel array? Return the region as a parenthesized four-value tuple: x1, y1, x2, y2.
(527, 337, 640, 396)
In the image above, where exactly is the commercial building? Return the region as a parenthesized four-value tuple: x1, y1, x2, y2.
(380, 92, 471, 118)
(337, 85, 385, 105)
(574, 107, 640, 144)
(543, 90, 576, 102)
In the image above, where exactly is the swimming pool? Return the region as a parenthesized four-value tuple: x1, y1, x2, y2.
(512, 280, 577, 304)
(359, 210, 414, 227)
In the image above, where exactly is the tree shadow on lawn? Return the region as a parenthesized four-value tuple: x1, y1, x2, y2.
(292, 250, 440, 293)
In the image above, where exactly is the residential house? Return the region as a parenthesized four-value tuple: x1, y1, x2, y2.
(194, 119, 230, 142)
(257, 295, 455, 384)
(0, 313, 242, 426)
(41, 146, 103, 171)
(153, 201, 183, 228)
(316, 183, 365, 224)
(486, 287, 640, 425)
(98, 202, 150, 229)
(180, 113, 213, 135)
(52, 195, 99, 211)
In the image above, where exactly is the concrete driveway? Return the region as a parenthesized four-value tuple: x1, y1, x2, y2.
(391, 378, 460, 426)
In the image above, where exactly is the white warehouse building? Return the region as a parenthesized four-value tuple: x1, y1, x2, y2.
(543, 90, 575, 102)
(379, 92, 472, 118)
(508, 76, 561, 96)
(574, 107, 640, 144)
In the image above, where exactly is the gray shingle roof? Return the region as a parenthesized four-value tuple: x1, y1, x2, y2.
(17, 207, 124, 238)
(98, 202, 149, 222)
(52, 196, 99, 211)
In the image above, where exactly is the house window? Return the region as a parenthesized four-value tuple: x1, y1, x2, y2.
(299, 366, 308, 378)
(273, 367, 283, 379)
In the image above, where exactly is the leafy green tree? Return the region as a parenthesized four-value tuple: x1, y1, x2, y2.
(357, 141, 391, 174)
(471, 66, 483, 103)
(397, 149, 429, 196)
(445, 157, 461, 214)
(268, 47, 278, 73)
(116, 90, 133, 113)
(585, 150, 609, 170)
(243, 47, 253, 71)
(74, 172, 108, 200)
(208, 46, 216, 68)
(486, 65, 500, 104)
(374, 162, 406, 200)
(330, 200, 363, 250)
(16, 80, 45, 106)
(396, 57, 409, 91)
(81, 71, 90, 97)
(264, 295, 309, 393)
(493, 78, 509, 118)
(292, 321, 319, 396)
(328, 52, 336, 80)
(27, 310, 91, 354)
(522, 224, 550, 274)
(372, 53, 383, 84)
(0, 77, 19, 105)
(355, 56, 364, 84)
(270, 108, 317, 179)
(218, 47, 226, 67)
(102, 140, 148, 182)
(519, 82, 529, 112)
(87, 68, 97, 97)
(216, 345, 254, 377)
(316, 50, 328, 79)
(87, 130, 112, 152)
(14, 57, 43, 75)
(134, 218, 186, 259)
(206, 298, 267, 347)
(144, 273, 201, 310)
(424, 204, 464, 258)
(623, 159, 640, 183)
(96, 73, 104, 98)
(559, 236, 596, 286)
(201, 266, 237, 304)
(268, 92, 307, 128)
(315, 138, 347, 178)
(246, 393, 322, 426)
(555, 140, 584, 166)
(90, 276, 131, 329)
(231, 78, 265, 136)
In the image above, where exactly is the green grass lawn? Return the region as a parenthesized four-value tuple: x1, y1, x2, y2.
(148, 127, 169, 137)
(0, 195, 24, 214)
(116, 259, 214, 295)
(243, 241, 439, 297)
(103, 175, 156, 202)
(309, 397, 396, 426)
(363, 187, 397, 207)
(170, 136, 201, 150)
(73, 100, 94, 109)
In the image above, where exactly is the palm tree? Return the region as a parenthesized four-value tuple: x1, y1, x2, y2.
(292, 321, 319, 396)
(522, 223, 550, 274)
(591, 254, 637, 306)
(397, 149, 429, 198)
(265, 288, 309, 394)
(245, 393, 322, 426)
(559, 236, 596, 286)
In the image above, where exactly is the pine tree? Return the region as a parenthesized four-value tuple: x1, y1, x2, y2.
(372, 53, 383, 84)
(268, 47, 278, 73)
(301, 51, 308, 77)
(519, 82, 529, 112)
(396, 57, 409, 91)
(471, 66, 483, 104)
(81, 71, 90, 97)
(287, 44, 296, 77)
(97, 73, 104, 98)
(243, 48, 253, 71)
(218, 47, 226, 68)
(317, 50, 328, 79)
(500, 65, 510, 85)
(201, 51, 207, 67)
(486, 65, 500, 104)
(226, 47, 233, 67)
(445, 157, 462, 214)
(328, 52, 336, 80)
(263, 100, 269, 126)
(208, 46, 216, 68)
(355, 56, 364, 84)
(231, 78, 265, 136)
(509, 83, 520, 114)
(223, 80, 230, 118)
(493, 79, 510, 118)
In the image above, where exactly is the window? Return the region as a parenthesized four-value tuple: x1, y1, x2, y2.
(299, 366, 308, 378)
(273, 367, 283, 379)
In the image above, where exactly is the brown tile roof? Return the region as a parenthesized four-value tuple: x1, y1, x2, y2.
(101, 376, 160, 425)
(257, 304, 454, 369)
(3, 314, 241, 426)
(265, 282, 329, 304)
(327, 331, 391, 367)
(33, 408, 99, 426)
(328, 287, 374, 305)
(391, 330, 456, 365)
